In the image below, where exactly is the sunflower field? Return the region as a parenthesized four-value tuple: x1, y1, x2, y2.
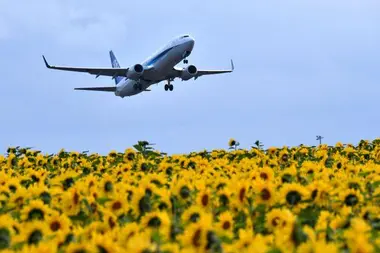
(0, 140, 379, 253)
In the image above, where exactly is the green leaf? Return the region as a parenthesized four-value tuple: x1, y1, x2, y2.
(266, 249, 282, 253)
(96, 197, 111, 206)
(298, 206, 320, 228)
(133, 144, 143, 153)
(291, 221, 308, 246)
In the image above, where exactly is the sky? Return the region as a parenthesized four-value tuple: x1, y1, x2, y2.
(0, 0, 379, 155)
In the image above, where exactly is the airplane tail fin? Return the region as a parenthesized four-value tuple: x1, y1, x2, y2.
(109, 50, 123, 85)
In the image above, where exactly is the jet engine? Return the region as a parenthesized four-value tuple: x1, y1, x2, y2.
(181, 65, 197, 81)
(127, 64, 144, 80)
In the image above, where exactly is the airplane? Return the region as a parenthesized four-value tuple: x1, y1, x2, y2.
(42, 34, 234, 98)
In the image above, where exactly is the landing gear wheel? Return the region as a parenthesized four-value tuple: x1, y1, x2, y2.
(164, 84, 169, 91)
(169, 85, 173, 91)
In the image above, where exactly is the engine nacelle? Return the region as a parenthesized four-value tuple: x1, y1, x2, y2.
(181, 65, 197, 81)
(127, 64, 144, 80)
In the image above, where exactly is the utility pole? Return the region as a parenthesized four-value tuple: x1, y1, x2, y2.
(316, 135, 324, 145)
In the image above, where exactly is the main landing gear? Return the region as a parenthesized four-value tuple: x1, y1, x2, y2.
(164, 79, 174, 91)
(164, 84, 173, 91)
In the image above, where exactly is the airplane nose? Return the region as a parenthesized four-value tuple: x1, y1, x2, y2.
(188, 38, 195, 50)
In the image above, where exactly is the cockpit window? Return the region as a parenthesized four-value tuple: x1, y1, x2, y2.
(181, 35, 189, 38)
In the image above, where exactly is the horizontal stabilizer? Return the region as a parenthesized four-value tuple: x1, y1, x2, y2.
(74, 87, 116, 92)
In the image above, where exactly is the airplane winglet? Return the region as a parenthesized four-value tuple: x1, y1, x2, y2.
(42, 55, 51, 68)
(231, 59, 234, 71)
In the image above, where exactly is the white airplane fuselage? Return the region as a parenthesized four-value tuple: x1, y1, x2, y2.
(115, 36, 195, 98)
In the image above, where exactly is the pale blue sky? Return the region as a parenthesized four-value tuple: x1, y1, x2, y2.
(1, 0, 379, 154)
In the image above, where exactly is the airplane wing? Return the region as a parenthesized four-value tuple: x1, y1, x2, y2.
(172, 60, 234, 80)
(42, 56, 129, 78)
(74, 87, 116, 92)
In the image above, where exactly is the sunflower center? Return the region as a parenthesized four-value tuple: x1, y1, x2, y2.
(108, 217, 116, 229)
(344, 194, 359, 206)
(282, 154, 288, 162)
(138, 196, 151, 214)
(9, 185, 16, 193)
(180, 186, 190, 199)
(190, 213, 200, 223)
(239, 188, 246, 202)
(104, 182, 113, 192)
(127, 153, 135, 161)
(260, 172, 268, 180)
(272, 217, 280, 226)
(337, 162, 342, 169)
(165, 167, 173, 176)
(112, 201, 122, 211)
(192, 229, 202, 247)
(50, 221, 61, 231)
(148, 217, 161, 228)
(261, 189, 271, 200)
(28, 230, 42, 245)
(311, 190, 318, 200)
(201, 194, 209, 207)
(0, 228, 10, 250)
(40, 192, 51, 205)
(159, 202, 168, 210)
(97, 245, 109, 253)
(64, 178, 75, 191)
(286, 191, 302, 205)
(28, 209, 44, 221)
(219, 194, 229, 206)
(73, 192, 80, 205)
(222, 221, 231, 230)
(141, 163, 148, 172)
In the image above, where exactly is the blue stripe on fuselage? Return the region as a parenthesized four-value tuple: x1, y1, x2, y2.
(144, 45, 176, 67)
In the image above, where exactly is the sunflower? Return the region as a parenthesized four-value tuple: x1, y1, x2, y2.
(196, 188, 212, 210)
(154, 188, 172, 212)
(258, 167, 274, 182)
(15, 221, 50, 246)
(178, 221, 211, 251)
(105, 194, 128, 217)
(61, 187, 82, 216)
(215, 211, 234, 238)
(216, 188, 232, 208)
(130, 187, 151, 217)
(118, 222, 140, 245)
(265, 208, 296, 233)
(228, 139, 237, 147)
(138, 177, 159, 199)
(20, 200, 52, 222)
(140, 211, 171, 239)
(172, 178, 193, 202)
(101, 209, 118, 230)
(254, 180, 276, 206)
(339, 189, 363, 207)
(307, 181, 332, 207)
(100, 173, 116, 195)
(124, 148, 137, 162)
(280, 183, 310, 208)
